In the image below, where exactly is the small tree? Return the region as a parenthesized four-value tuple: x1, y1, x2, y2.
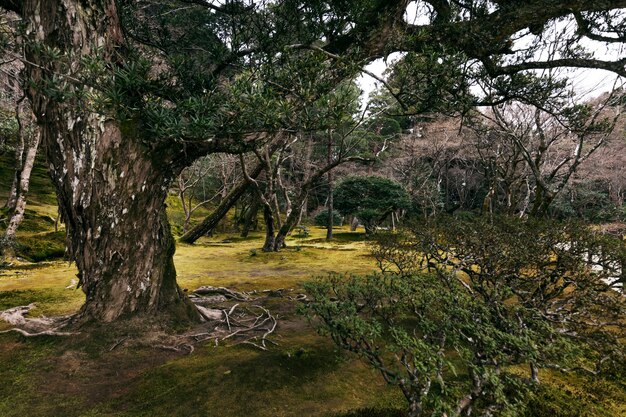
(372, 216, 626, 379)
(334, 176, 410, 234)
(305, 216, 626, 416)
(314, 210, 341, 228)
(303, 272, 569, 417)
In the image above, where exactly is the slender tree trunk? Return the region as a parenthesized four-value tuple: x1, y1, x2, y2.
(5, 105, 25, 210)
(262, 205, 275, 252)
(272, 191, 282, 229)
(530, 186, 555, 217)
(326, 133, 333, 241)
(530, 362, 540, 383)
(5, 131, 40, 239)
(178, 175, 191, 234)
(296, 195, 307, 226)
(297, 133, 313, 227)
(350, 216, 358, 231)
(273, 154, 351, 251)
(21, 0, 198, 323)
(54, 207, 60, 232)
(273, 194, 306, 251)
(240, 196, 259, 238)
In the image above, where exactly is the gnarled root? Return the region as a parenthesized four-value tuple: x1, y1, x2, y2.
(0, 304, 77, 337)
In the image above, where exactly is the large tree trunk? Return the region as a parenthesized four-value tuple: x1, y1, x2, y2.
(21, 0, 198, 324)
(50, 121, 197, 322)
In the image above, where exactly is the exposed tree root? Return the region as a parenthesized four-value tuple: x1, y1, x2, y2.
(0, 286, 297, 350)
(193, 286, 250, 301)
(0, 303, 77, 337)
(169, 287, 284, 352)
(0, 328, 76, 337)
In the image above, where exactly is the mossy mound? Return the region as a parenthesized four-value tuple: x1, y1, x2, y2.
(14, 231, 66, 262)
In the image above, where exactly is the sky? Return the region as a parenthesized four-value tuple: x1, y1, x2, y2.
(356, 2, 625, 104)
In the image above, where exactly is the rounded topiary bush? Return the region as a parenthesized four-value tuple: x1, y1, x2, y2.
(314, 210, 342, 227)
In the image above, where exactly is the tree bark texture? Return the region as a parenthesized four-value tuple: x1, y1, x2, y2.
(5, 131, 40, 239)
(262, 205, 275, 252)
(5, 130, 24, 211)
(21, 0, 198, 323)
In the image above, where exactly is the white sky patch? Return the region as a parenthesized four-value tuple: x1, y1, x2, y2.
(357, 4, 625, 105)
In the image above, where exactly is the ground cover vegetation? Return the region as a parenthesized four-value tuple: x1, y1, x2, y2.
(0, 0, 626, 416)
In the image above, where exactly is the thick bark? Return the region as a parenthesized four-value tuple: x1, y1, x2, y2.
(21, 0, 198, 323)
(5, 131, 39, 239)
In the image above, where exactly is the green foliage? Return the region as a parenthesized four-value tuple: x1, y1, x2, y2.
(314, 210, 342, 227)
(306, 216, 626, 416)
(374, 216, 626, 376)
(303, 272, 546, 416)
(551, 183, 619, 222)
(334, 176, 410, 234)
(387, 51, 475, 115)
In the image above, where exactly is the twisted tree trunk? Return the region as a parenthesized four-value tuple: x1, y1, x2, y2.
(180, 162, 265, 244)
(20, 0, 198, 323)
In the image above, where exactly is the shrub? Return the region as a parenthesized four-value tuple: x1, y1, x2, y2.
(314, 210, 342, 228)
(293, 225, 310, 238)
(304, 216, 626, 417)
(334, 176, 410, 234)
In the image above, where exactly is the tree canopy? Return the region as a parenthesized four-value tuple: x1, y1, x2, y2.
(0, 0, 625, 323)
(334, 176, 410, 233)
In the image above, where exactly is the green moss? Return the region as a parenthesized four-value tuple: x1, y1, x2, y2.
(0, 207, 57, 234)
(0, 289, 83, 319)
(96, 332, 403, 417)
(0, 153, 58, 208)
(522, 371, 626, 417)
(0, 200, 623, 417)
(14, 231, 66, 262)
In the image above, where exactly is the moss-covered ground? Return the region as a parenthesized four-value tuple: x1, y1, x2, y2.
(0, 158, 624, 416)
(0, 224, 410, 417)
